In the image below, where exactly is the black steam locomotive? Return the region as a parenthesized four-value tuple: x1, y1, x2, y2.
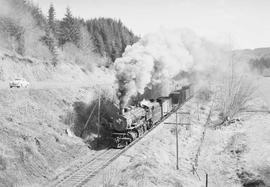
(107, 85, 194, 148)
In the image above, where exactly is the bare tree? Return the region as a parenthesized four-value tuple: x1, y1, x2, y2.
(219, 76, 255, 120)
(217, 52, 256, 125)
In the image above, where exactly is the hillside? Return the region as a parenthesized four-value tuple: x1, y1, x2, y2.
(0, 1, 130, 186)
(0, 86, 96, 186)
(234, 47, 270, 59)
(0, 49, 89, 83)
(0, 45, 118, 186)
(234, 47, 270, 75)
(0, 0, 139, 70)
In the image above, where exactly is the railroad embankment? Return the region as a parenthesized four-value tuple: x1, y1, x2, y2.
(0, 87, 97, 186)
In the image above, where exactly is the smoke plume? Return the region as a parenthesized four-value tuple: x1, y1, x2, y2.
(114, 28, 229, 108)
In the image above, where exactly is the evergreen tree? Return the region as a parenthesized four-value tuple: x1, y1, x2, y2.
(22, 0, 47, 28)
(41, 28, 54, 51)
(40, 26, 58, 66)
(85, 18, 139, 61)
(59, 7, 80, 47)
(48, 3, 56, 35)
(93, 30, 105, 55)
(39, 3, 59, 66)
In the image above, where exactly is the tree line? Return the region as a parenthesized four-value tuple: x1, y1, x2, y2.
(249, 57, 270, 74)
(0, 1, 139, 66)
(42, 4, 139, 64)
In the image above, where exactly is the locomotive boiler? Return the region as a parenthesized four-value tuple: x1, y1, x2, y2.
(108, 84, 194, 148)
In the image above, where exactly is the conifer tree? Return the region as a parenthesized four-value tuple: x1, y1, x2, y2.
(85, 18, 138, 61)
(93, 30, 105, 55)
(39, 3, 58, 66)
(48, 3, 56, 35)
(59, 7, 80, 47)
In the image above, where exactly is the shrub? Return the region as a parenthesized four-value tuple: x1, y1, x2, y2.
(217, 75, 255, 121)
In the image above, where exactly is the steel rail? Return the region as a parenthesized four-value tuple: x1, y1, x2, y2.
(48, 96, 193, 187)
(49, 149, 113, 187)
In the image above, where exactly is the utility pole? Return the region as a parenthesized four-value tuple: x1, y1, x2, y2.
(205, 173, 208, 187)
(97, 89, 101, 146)
(164, 112, 180, 170)
(165, 111, 190, 170)
(175, 111, 179, 170)
(81, 102, 98, 137)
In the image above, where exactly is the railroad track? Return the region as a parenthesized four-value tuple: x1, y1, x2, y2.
(49, 149, 117, 187)
(48, 97, 193, 187)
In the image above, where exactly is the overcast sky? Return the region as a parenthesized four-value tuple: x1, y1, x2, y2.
(33, 0, 270, 49)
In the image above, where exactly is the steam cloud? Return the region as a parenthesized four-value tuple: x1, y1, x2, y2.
(114, 28, 229, 108)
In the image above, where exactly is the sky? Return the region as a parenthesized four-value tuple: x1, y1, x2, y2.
(33, 0, 270, 49)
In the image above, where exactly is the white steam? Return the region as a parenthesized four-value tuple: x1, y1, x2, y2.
(115, 28, 229, 107)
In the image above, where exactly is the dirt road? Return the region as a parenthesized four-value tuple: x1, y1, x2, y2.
(0, 81, 93, 90)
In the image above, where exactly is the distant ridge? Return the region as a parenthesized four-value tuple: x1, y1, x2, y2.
(234, 47, 270, 60)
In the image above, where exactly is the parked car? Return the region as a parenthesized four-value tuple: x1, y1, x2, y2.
(9, 78, 30, 88)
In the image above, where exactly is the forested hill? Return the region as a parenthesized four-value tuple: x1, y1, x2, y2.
(234, 47, 270, 74)
(0, 0, 139, 66)
(86, 18, 139, 61)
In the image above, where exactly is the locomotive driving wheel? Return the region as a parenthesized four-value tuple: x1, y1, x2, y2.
(114, 137, 128, 149)
(147, 120, 153, 130)
(127, 131, 137, 142)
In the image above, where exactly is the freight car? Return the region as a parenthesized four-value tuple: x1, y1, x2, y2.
(110, 84, 194, 148)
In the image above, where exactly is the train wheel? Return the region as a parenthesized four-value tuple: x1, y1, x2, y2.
(112, 137, 121, 149)
(117, 142, 127, 149)
(127, 131, 137, 142)
(147, 121, 153, 130)
(143, 124, 147, 133)
(114, 137, 129, 149)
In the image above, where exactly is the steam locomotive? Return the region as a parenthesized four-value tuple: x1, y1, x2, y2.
(107, 84, 194, 148)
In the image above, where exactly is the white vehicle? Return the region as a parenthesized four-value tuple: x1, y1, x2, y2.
(9, 78, 30, 88)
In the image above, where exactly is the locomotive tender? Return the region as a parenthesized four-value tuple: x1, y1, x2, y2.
(110, 84, 194, 148)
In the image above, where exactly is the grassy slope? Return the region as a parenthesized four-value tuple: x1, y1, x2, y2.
(0, 47, 102, 186)
(0, 48, 91, 82)
(0, 87, 97, 186)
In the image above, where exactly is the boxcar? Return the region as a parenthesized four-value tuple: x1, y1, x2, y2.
(150, 102, 162, 124)
(157, 96, 172, 117)
(169, 90, 185, 105)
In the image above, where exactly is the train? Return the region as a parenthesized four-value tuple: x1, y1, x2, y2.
(104, 84, 194, 148)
